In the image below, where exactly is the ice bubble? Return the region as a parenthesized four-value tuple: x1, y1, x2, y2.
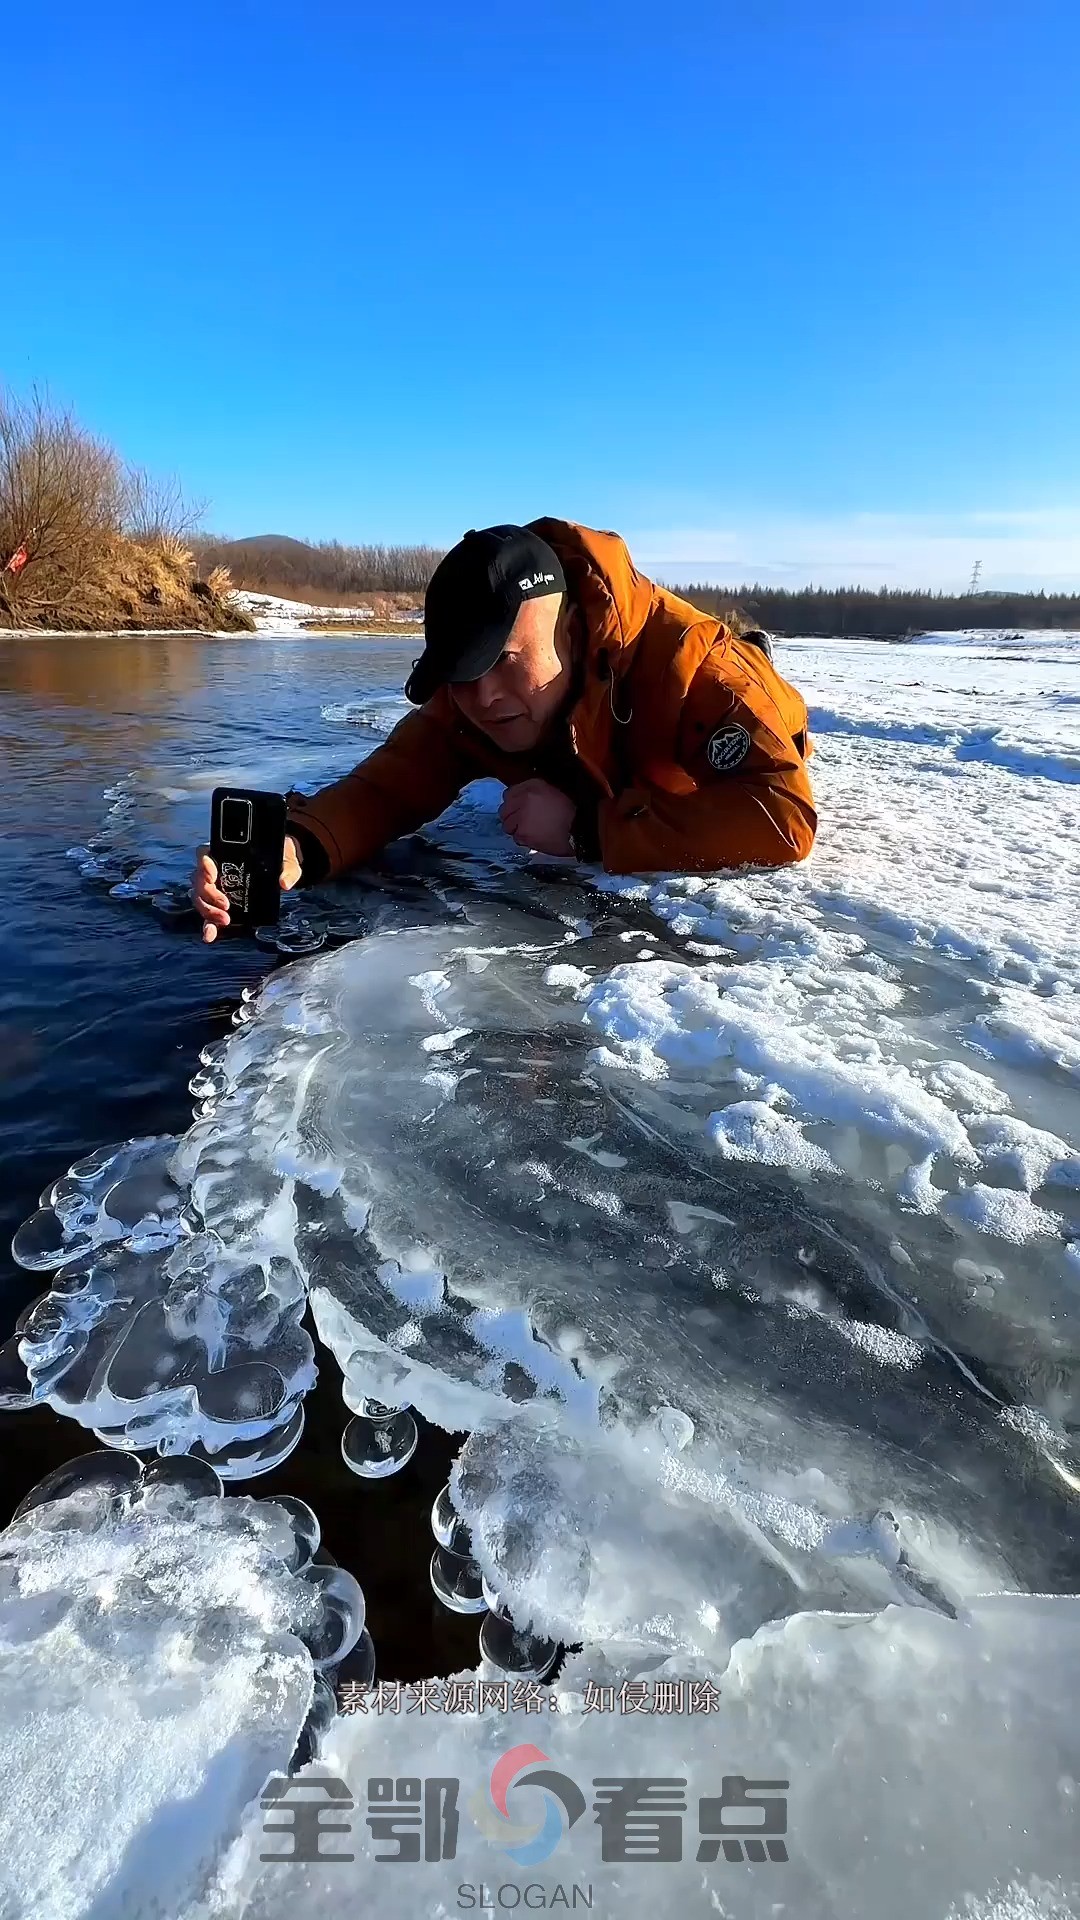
(299, 1565, 366, 1669)
(430, 1544, 487, 1614)
(478, 1606, 559, 1680)
(340, 1403, 418, 1478)
(263, 1493, 321, 1571)
(431, 1480, 474, 1556)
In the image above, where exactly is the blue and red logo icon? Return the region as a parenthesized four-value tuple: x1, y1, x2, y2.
(469, 1745, 586, 1865)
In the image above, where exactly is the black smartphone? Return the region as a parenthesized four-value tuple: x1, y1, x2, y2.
(209, 787, 287, 929)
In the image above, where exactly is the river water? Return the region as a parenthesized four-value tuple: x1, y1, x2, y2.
(0, 631, 484, 1678)
(2, 627, 1080, 1682)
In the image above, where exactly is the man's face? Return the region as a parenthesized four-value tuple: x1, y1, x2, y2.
(449, 594, 572, 752)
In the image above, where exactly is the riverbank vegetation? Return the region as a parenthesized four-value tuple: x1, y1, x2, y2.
(194, 530, 1080, 639)
(673, 581, 1080, 638)
(192, 533, 443, 607)
(8, 390, 1078, 640)
(0, 393, 252, 632)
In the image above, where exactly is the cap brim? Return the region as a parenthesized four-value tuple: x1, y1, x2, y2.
(405, 616, 515, 705)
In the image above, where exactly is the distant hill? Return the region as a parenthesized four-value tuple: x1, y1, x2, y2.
(194, 534, 441, 601)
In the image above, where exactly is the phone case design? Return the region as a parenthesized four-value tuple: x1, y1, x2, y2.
(210, 788, 287, 928)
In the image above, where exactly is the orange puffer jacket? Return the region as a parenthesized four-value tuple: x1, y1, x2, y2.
(286, 519, 816, 877)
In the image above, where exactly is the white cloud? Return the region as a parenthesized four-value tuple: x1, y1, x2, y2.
(634, 508, 1080, 592)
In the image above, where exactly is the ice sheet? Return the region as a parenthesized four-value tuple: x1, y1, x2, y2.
(12, 1132, 318, 1469)
(200, 1595, 1080, 1920)
(0, 1458, 340, 1920)
(16, 902, 1079, 1649)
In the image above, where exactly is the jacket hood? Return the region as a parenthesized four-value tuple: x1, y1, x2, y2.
(527, 518, 657, 672)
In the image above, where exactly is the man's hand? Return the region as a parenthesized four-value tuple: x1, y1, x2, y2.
(191, 835, 303, 943)
(499, 780, 576, 857)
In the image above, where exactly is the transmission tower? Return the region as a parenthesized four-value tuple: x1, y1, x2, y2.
(968, 559, 982, 595)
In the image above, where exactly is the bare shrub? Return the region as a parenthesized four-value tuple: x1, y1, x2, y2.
(0, 390, 126, 620)
(123, 465, 206, 547)
(205, 563, 233, 598)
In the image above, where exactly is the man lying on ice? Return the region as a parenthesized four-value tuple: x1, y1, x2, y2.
(193, 521, 816, 940)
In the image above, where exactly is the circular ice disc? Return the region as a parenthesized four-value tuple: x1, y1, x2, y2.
(274, 924, 327, 957)
(301, 1565, 366, 1670)
(479, 1611, 558, 1681)
(138, 1456, 225, 1502)
(430, 1482, 474, 1556)
(264, 1493, 321, 1570)
(184, 1404, 306, 1481)
(14, 1449, 143, 1522)
(0, 1336, 34, 1411)
(15, 1295, 67, 1340)
(341, 1409, 417, 1480)
(430, 1545, 487, 1615)
(11, 1209, 89, 1272)
(333, 1627, 376, 1693)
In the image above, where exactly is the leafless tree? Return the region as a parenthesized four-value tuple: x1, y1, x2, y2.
(0, 389, 125, 620)
(122, 464, 207, 548)
(192, 535, 445, 598)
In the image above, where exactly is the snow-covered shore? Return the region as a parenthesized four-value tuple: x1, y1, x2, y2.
(234, 589, 421, 633)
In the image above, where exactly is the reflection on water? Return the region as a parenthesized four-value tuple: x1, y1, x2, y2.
(0, 630, 487, 1680)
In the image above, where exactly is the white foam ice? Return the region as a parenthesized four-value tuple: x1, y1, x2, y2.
(572, 633, 1080, 1333)
(0, 1454, 361, 1920)
(198, 1595, 1080, 1920)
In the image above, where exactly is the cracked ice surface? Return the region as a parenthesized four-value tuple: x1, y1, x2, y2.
(17, 895, 1080, 1658)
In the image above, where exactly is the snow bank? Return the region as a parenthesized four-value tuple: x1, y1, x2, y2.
(205, 1596, 1080, 1920)
(0, 1456, 340, 1920)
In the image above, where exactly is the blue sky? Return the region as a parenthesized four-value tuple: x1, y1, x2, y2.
(4, 1, 1078, 588)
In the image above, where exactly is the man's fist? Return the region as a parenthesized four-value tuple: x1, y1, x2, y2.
(191, 835, 302, 943)
(499, 779, 576, 857)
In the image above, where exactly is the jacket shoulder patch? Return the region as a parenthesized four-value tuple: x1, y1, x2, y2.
(706, 724, 751, 773)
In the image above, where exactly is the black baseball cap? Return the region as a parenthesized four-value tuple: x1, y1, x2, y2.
(405, 525, 566, 705)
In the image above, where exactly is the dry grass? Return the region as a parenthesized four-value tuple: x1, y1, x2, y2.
(205, 563, 234, 599)
(12, 534, 254, 632)
(241, 578, 423, 617)
(194, 535, 443, 599)
(0, 389, 250, 632)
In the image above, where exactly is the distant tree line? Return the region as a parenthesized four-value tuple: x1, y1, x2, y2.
(672, 582, 1080, 638)
(194, 532, 1080, 634)
(193, 534, 445, 598)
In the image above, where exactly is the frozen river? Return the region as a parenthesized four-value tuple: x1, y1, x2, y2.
(1, 624, 1079, 1918)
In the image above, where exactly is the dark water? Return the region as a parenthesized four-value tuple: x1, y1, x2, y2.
(0, 631, 481, 1680)
(4, 631, 1080, 1677)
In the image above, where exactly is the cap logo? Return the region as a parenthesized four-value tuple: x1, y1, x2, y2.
(519, 570, 557, 592)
